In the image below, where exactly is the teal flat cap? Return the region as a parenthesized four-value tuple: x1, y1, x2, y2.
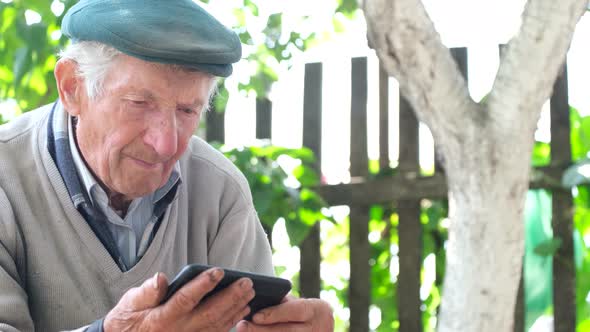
(62, 0, 241, 77)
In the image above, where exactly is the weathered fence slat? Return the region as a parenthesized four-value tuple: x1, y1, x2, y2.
(256, 98, 272, 139)
(550, 64, 576, 332)
(300, 62, 323, 299)
(450, 47, 468, 79)
(255, 98, 274, 245)
(205, 104, 225, 143)
(349, 56, 371, 332)
(514, 273, 525, 332)
(397, 94, 423, 332)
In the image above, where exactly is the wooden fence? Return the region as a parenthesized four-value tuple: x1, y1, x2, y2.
(205, 47, 575, 332)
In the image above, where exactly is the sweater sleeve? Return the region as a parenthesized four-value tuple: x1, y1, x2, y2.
(0, 187, 34, 331)
(207, 206, 274, 276)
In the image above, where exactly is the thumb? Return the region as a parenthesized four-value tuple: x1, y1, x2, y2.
(124, 272, 169, 311)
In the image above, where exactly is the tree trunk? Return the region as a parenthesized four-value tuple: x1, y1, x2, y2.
(437, 125, 535, 332)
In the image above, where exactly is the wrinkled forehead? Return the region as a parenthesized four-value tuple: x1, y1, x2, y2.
(106, 54, 217, 90)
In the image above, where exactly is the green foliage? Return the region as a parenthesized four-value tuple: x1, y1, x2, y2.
(368, 205, 398, 331)
(336, 0, 358, 18)
(531, 141, 550, 167)
(220, 144, 332, 246)
(420, 200, 448, 332)
(212, 82, 229, 113)
(237, 10, 313, 98)
(571, 106, 590, 161)
(0, 0, 76, 113)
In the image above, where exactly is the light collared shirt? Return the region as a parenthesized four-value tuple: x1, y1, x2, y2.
(68, 115, 180, 270)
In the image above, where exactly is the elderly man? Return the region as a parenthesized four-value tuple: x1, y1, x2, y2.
(0, 0, 333, 331)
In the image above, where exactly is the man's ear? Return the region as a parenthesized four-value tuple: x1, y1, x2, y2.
(54, 59, 84, 116)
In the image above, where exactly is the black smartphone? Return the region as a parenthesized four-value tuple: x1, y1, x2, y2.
(161, 264, 292, 321)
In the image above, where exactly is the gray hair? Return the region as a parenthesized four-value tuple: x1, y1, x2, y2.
(59, 41, 218, 111)
(59, 41, 121, 99)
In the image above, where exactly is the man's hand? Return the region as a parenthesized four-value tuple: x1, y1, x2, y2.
(103, 267, 255, 332)
(235, 295, 334, 332)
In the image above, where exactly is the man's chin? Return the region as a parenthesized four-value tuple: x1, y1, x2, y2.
(117, 182, 162, 200)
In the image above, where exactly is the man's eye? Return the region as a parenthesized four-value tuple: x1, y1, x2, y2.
(129, 100, 147, 106)
(179, 108, 197, 115)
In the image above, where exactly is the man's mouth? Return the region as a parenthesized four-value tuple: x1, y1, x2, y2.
(127, 156, 162, 170)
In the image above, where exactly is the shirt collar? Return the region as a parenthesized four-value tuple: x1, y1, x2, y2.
(66, 112, 182, 206)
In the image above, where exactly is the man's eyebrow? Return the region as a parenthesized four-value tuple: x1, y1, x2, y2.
(126, 88, 205, 109)
(138, 89, 157, 100)
(178, 99, 206, 110)
(123, 88, 157, 100)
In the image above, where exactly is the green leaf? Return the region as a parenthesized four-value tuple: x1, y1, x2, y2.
(531, 142, 550, 167)
(212, 83, 229, 112)
(13, 46, 32, 90)
(253, 187, 273, 216)
(292, 165, 319, 186)
(267, 146, 314, 162)
(570, 106, 590, 161)
(29, 23, 48, 53)
(533, 237, 562, 257)
(369, 205, 384, 221)
(243, 0, 259, 16)
(284, 215, 311, 246)
(332, 16, 346, 33)
(265, 13, 282, 31)
(238, 31, 254, 45)
(335, 0, 358, 17)
(1, 6, 18, 32)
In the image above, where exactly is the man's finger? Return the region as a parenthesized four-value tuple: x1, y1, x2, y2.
(192, 277, 255, 327)
(125, 272, 169, 311)
(162, 267, 224, 315)
(236, 320, 310, 332)
(252, 298, 315, 325)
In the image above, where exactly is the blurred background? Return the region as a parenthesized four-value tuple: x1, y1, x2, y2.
(2, 0, 590, 331)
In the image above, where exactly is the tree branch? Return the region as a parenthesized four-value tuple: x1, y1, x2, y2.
(488, 0, 586, 131)
(363, 0, 478, 147)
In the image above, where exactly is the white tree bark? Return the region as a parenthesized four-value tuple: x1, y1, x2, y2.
(363, 0, 587, 331)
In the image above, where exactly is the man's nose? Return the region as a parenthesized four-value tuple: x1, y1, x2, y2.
(144, 113, 178, 159)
